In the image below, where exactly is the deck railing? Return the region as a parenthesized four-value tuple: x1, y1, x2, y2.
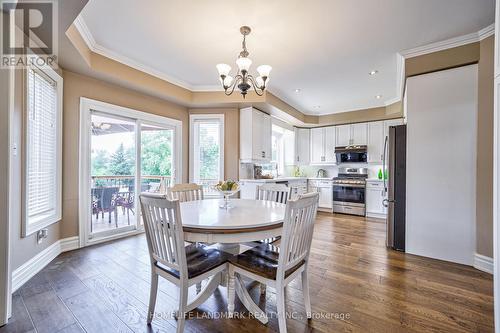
(91, 175, 221, 196)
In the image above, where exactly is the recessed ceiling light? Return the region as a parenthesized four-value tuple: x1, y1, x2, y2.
(369, 70, 379, 75)
(313, 105, 321, 109)
(375, 95, 382, 99)
(295, 89, 301, 93)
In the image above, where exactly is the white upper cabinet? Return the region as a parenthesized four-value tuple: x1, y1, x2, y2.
(336, 123, 368, 146)
(240, 107, 272, 162)
(310, 126, 336, 164)
(283, 129, 296, 166)
(295, 128, 310, 165)
(310, 127, 324, 164)
(336, 125, 351, 146)
(367, 121, 384, 163)
(262, 113, 272, 160)
(324, 126, 336, 163)
(351, 123, 368, 145)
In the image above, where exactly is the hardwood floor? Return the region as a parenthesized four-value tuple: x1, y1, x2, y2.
(0, 213, 494, 332)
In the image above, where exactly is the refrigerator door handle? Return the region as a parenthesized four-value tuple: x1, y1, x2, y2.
(382, 198, 395, 207)
(382, 135, 388, 192)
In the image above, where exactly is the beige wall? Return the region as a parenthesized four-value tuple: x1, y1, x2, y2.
(188, 108, 240, 181)
(60, 70, 189, 238)
(405, 42, 480, 78)
(476, 36, 494, 257)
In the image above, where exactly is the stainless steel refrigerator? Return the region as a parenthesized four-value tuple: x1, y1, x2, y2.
(383, 125, 406, 251)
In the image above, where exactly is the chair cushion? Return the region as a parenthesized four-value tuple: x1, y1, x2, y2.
(229, 243, 305, 280)
(155, 243, 230, 279)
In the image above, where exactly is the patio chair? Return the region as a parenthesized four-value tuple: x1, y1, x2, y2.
(95, 187, 119, 227)
(116, 191, 134, 225)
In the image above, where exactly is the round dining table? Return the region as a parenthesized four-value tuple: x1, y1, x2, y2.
(179, 198, 286, 323)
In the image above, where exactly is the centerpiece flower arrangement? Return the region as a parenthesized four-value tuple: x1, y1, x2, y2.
(214, 180, 240, 209)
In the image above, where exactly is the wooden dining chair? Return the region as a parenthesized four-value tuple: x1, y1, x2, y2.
(167, 183, 206, 294)
(255, 183, 291, 204)
(227, 192, 319, 333)
(139, 193, 229, 333)
(168, 183, 204, 202)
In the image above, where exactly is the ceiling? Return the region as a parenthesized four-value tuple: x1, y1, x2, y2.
(78, 0, 494, 115)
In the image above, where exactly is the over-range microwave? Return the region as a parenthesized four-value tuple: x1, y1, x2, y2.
(335, 145, 367, 164)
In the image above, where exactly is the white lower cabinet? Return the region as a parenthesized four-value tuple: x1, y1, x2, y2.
(289, 179, 308, 199)
(308, 180, 333, 211)
(365, 180, 387, 218)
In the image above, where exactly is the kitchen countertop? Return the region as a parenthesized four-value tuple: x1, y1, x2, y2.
(239, 177, 308, 183)
(366, 179, 385, 182)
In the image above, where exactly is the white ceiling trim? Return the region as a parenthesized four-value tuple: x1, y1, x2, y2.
(478, 24, 495, 41)
(73, 15, 222, 92)
(400, 24, 494, 59)
(391, 24, 494, 107)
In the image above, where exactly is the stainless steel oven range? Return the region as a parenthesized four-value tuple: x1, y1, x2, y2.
(332, 167, 368, 216)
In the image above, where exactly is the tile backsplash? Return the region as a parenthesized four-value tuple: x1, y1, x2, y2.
(240, 163, 386, 179)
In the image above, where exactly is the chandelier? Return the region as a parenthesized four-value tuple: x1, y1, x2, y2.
(216, 26, 272, 98)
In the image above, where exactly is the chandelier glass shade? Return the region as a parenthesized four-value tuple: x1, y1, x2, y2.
(216, 26, 272, 98)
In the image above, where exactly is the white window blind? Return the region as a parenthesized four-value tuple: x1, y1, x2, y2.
(24, 65, 62, 234)
(189, 115, 224, 194)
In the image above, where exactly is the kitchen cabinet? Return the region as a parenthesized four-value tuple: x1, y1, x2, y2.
(367, 121, 384, 163)
(336, 125, 351, 146)
(351, 123, 368, 145)
(310, 126, 336, 164)
(240, 107, 272, 162)
(239, 181, 259, 199)
(295, 128, 310, 165)
(336, 123, 368, 146)
(308, 179, 333, 211)
(283, 129, 296, 166)
(289, 179, 308, 199)
(365, 180, 387, 218)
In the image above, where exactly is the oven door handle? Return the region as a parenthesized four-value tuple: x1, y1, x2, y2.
(332, 184, 366, 188)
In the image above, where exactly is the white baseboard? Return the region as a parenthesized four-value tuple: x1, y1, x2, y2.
(59, 236, 79, 252)
(473, 253, 493, 274)
(366, 212, 387, 219)
(11, 236, 80, 292)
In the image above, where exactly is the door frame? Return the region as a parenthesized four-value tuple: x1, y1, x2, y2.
(78, 97, 182, 247)
(0, 56, 13, 327)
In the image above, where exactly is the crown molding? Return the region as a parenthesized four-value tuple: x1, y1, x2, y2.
(400, 24, 494, 59)
(73, 15, 96, 48)
(400, 32, 479, 59)
(73, 15, 222, 92)
(478, 24, 495, 41)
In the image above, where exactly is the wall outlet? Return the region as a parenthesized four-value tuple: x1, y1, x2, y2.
(36, 229, 48, 244)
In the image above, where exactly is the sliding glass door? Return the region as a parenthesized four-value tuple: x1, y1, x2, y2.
(90, 112, 137, 236)
(80, 98, 182, 245)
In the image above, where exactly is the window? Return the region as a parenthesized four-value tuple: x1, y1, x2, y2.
(189, 114, 224, 193)
(23, 63, 63, 236)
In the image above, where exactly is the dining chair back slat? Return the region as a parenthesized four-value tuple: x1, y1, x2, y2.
(168, 183, 204, 202)
(139, 194, 187, 276)
(255, 184, 290, 204)
(277, 192, 319, 276)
